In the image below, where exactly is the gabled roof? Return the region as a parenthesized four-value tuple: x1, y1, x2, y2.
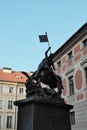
(0, 68, 28, 83)
(53, 23, 87, 60)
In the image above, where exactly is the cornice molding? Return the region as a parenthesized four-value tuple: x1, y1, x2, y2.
(53, 23, 87, 62)
(65, 68, 74, 76)
(80, 59, 87, 66)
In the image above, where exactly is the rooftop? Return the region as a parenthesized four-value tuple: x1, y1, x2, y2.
(0, 67, 28, 83)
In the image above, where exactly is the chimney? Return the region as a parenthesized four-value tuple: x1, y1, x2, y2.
(3, 67, 12, 73)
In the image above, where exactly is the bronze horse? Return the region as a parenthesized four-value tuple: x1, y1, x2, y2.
(26, 68, 63, 96)
(25, 47, 63, 97)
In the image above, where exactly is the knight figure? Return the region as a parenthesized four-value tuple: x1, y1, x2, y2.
(26, 47, 63, 99)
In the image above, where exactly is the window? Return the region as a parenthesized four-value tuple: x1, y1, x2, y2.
(0, 116, 1, 129)
(83, 39, 87, 47)
(0, 100, 2, 109)
(68, 51, 73, 59)
(57, 61, 61, 68)
(9, 87, 13, 93)
(84, 67, 87, 83)
(8, 100, 13, 109)
(70, 111, 75, 125)
(0, 86, 3, 92)
(69, 76, 74, 95)
(16, 76, 22, 79)
(19, 88, 24, 94)
(6, 116, 12, 128)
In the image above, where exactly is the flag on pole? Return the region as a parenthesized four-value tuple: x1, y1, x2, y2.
(39, 33, 49, 42)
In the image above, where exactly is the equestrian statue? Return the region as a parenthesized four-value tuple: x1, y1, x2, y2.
(25, 47, 64, 100)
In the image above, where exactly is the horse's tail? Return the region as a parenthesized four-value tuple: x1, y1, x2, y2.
(21, 71, 30, 79)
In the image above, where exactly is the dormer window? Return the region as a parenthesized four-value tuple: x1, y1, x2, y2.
(16, 76, 22, 79)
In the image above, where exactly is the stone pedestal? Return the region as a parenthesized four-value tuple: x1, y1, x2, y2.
(14, 95, 73, 130)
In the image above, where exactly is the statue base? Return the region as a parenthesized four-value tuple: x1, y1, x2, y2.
(14, 95, 73, 130)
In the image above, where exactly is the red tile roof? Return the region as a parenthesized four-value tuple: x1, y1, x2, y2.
(0, 68, 28, 83)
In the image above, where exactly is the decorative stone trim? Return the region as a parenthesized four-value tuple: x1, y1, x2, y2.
(80, 59, 87, 65)
(65, 68, 74, 76)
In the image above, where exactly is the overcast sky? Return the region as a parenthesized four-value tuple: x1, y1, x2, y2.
(0, 0, 87, 72)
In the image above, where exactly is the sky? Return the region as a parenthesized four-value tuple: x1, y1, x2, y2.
(0, 0, 87, 72)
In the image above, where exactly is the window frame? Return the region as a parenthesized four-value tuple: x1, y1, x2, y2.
(0, 86, 3, 93)
(83, 39, 87, 47)
(68, 51, 73, 60)
(6, 116, 12, 128)
(84, 67, 87, 84)
(19, 87, 24, 94)
(70, 111, 75, 125)
(57, 60, 61, 68)
(0, 100, 2, 109)
(0, 116, 1, 129)
(68, 76, 74, 96)
(9, 87, 13, 93)
(8, 100, 13, 110)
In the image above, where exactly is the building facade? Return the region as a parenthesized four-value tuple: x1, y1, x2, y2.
(0, 67, 28, 130)
(53, 23, 87, 130)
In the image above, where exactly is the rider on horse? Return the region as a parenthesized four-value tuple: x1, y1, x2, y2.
(26, 47, 63, 98)
(35, 47, 55, 78)
(35, 47, 63, 96)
